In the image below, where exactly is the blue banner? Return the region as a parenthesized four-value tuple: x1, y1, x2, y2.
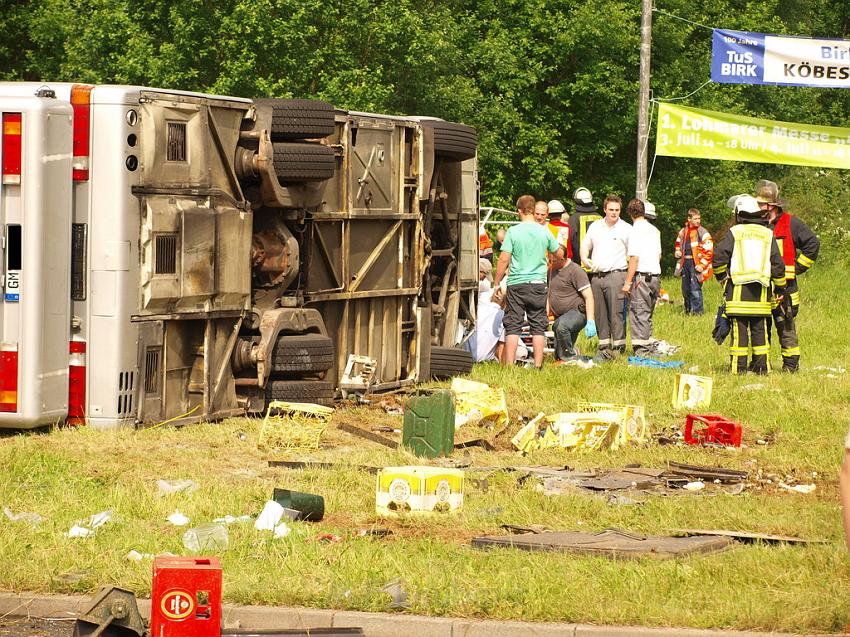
(711, 29, 850, 88)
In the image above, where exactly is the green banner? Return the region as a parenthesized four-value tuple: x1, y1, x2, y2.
(656, 103, 850, 168)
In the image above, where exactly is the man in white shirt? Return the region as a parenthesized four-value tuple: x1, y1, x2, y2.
(623, 199, 662, 356)
(580, 195, 631, 360)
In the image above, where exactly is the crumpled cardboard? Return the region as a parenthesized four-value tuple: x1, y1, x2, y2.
(511, 404, 648, 453)
(451, 378, 509, 429)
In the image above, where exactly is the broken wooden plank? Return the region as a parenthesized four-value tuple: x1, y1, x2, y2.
(267, 460, 380, 474)
(455, 438, 496, 451)
(666, 461, 748, 483)
(337, 422, 398, 449)
(668, 528, 824, 545)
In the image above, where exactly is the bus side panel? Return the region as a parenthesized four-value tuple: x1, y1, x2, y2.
(83, 95, 142, 429)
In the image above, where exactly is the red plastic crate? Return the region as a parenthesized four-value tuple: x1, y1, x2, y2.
(684, 414, 743, 448)
(151, 556, 221, 637)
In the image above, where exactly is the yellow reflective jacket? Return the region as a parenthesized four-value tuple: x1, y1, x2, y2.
(729, 224, 774, 287)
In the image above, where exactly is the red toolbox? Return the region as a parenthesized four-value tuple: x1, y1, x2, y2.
(151, 556, 221, 637)
(684, 414, 743, 448)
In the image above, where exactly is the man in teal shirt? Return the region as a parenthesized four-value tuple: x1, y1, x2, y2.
(493, 194, 559, 368)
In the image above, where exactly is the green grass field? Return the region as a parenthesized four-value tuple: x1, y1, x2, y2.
(0, 264, 848, 633)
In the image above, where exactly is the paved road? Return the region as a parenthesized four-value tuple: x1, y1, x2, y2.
(0, 591, 821, 637)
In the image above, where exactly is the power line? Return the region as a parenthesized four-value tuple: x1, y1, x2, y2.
(653, 7, 715, 32)
(652, 79, 713, 102)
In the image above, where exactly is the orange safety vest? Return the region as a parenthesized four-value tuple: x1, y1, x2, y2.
(678, 224, 713, 283)
(548, 220, 569, 248)
(479, 228, 493, 253)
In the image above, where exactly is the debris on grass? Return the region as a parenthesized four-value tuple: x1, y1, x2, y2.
(379, 578, 409, 609)
(273, 488, 325, 521)
(684, 414, 743, 448)
(607, 493, 643, 506)
(166, 510, 190, 526)
(778, 483, 816, 494)
(126, 550, 151, 562)
(212, 514, 253, 525)
(125, 550, 177, 562)
(511, 405, 647, 453)
(337, 422, 397, 449)
(672, 373, 713, 410)
(376, 466, 464, 516)
(812, 365, 845, 374)
(259, 401, 333, 451)
(355, 528, 393, 538)
(472, 528, 732, 559)
(451, 378, 509, 429)
(650, 339, 681, 356)
(3, 506, 43, 527)
(628, 356, 684, 368)
(157, 479, 199, 495)
(55, 569, 92, 583)
(666, 461, 748, 483)
(378, 396, 405, 416)
(525, 463, 750, 498)
(669, 529, 823, 544)
(66, 510, 113, 538)
(255, 500, 285, 531)
(268, 459, 381, 474)
(182, 523, 228, 551)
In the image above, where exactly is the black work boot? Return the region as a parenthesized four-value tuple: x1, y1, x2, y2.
(782, 356, 800, 373)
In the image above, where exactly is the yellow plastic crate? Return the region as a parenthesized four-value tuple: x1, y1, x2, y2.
(376, 466, 464, 516)
(259, 401, 334, 450)
(672, 374, 713, 410)
(576, 402, 648, 446)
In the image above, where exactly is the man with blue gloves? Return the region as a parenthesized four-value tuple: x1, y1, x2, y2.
(548, 246, 596, 362)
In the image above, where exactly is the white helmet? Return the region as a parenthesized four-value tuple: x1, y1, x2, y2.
(573, 187, 596, 212)
(547, 199, 566, 215)
(733, 194, 762, 217)
(643, 201, 657, 220)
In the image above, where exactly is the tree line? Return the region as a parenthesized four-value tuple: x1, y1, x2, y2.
(2, 0, 849, 265)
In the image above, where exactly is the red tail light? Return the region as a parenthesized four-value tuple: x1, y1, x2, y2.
(2, 113, 22, 185)
(67, 340, 87, 426)
(70, 85, 94, 181)
(0, 344, 18, 412)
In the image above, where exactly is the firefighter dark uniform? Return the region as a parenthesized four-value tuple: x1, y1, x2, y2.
(713, 196, 786, 375)
(567, 187, 602, 271)
(767, 206, 820, 372)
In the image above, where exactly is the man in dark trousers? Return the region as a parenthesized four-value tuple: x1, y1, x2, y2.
(580, 195, 631, 361)
(755, 179, 820, 372)
(713, 194, 785, 375)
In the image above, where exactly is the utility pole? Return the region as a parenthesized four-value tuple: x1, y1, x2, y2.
(636, 0, 652, 200)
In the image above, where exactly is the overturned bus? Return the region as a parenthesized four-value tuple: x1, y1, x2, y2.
(0, 83, 477, 429)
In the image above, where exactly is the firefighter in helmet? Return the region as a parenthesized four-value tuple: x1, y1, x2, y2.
(755, 179, 820, 372)
(547, 199, 570, 249)
(712, 194, 786, 375)
(567, 187, 602, 270)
